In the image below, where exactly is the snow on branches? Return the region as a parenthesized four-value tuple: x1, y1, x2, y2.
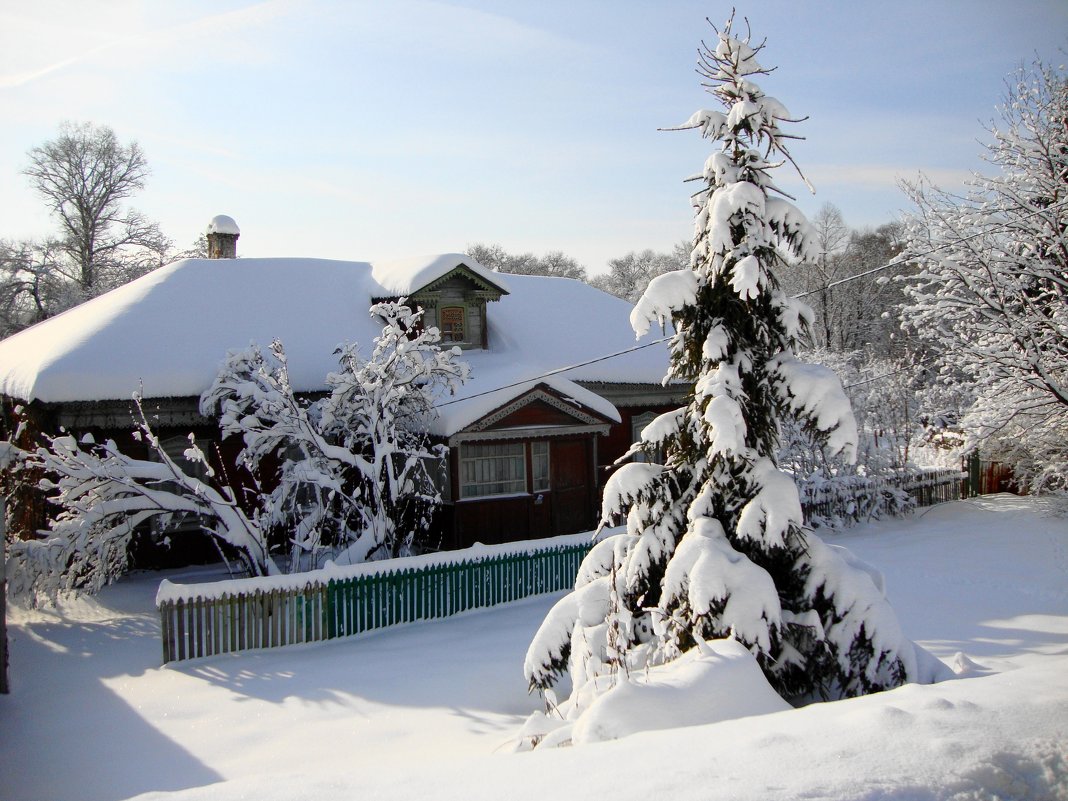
(202, 300, 470, 569)
(522, 15, 923, 747)
(8, 399, 271, 602)
(10, 300, 468, 601)
(900, 60, 1068, 493)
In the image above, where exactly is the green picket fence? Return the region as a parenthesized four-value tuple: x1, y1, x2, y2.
(159, 541, 592, 664)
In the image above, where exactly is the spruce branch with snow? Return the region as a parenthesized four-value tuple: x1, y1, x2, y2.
(202, 300, 470, 568)
(900, 59, 1068, 493)
(523, 16, 924, 744)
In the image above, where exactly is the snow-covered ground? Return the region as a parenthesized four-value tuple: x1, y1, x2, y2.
(2, 495, 1066, 801)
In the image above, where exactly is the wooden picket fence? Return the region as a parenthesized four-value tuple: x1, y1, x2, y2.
(159, 583, 329, 663)
(159, 541, 591, 664)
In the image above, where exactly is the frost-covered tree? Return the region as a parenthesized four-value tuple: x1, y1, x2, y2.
(465, 242, 587, 281)
(22, 122, 172, 301)
(10, 301, 468, 599)
(0, 239, 72, 335)
(202, 301, 470, 569)
(900, 59, 1068, 493)
(523, 17, 921, 740)
(780, 214, 908, 356)
(590, 244, 689, 303)
(780, 348, 927, 479)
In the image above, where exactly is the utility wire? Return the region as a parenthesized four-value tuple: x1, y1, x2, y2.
(793, 195, 1068, 299)
(434, 335, 673, 409)
(434, 196, 1068, 408)
(842, 354, 941, 390)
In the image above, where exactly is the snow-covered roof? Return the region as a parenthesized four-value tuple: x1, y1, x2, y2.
(0, 257, 672, 436)
(372, 253, 509, 297)
(205, 215, 240, 235)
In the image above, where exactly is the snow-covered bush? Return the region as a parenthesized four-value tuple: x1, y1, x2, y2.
(202, 300, 469, 569)
(9, 301, 468, 601)
(900, 59, 1068, 495)
(522, 16, 926, 747)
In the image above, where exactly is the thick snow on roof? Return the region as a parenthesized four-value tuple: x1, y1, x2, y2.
(372, 253, 509, 297)
(0, 258, 383, 405)
(205, 215, 240, 235)
(0, 259, 673, 436)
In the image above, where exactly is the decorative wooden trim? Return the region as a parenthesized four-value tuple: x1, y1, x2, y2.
(414, 265, 508, 298)
(469, 387, 607, 432)
(449, 423, 610, 446)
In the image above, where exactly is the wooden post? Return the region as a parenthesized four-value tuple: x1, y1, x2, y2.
(1, 502, 9, 693)
(176, 600, 187, 661)
(160, 602, 172, 664)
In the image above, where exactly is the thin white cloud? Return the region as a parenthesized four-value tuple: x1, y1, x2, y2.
(0, 0, 297, 89)
(0, 54, 91, 90)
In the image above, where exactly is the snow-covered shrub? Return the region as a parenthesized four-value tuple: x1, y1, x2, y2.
(202, 300, 469, 569)
(523, 16, 926, 747)
(798, 473, 914, 530)
(10, 301, 468, 601)
(8, 399, 273, 602)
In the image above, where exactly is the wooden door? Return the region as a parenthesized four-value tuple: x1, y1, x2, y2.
(551, 439, 593, 535)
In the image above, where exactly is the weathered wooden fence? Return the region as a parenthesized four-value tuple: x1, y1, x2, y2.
(964, 454, 1017, 497)
(799, 467, 963, 527)
(158, 467, 966, 664)
(158, 540, 591, 664)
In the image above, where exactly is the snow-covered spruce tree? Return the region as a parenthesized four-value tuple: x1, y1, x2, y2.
(524, 17, 921, 736)
(900, 60, 1068, 494)
(7, 398, 273, 602)
(201, 300, 469, 570)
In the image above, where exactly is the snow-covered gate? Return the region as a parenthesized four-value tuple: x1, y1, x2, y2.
(157, 535, 595, 664)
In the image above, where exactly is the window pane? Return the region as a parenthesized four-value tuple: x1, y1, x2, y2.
(532, 441, 550, 492)
(460, 442, 526, 498)
(631, 412, 662, 464)
(440, 306, 465, 343)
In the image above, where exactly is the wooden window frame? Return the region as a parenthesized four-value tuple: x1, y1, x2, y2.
(439, 305, 467, 344)
(531, 441, 550, 493)
(459, 441, 527, 499)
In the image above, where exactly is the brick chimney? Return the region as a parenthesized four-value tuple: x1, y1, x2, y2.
(205, 215, 240, 259)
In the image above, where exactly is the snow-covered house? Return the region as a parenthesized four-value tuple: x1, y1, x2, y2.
(0, 229, 682, 553)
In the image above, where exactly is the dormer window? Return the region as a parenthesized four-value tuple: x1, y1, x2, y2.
(440, 306, 466, 343)
(384, 261, 508, 352)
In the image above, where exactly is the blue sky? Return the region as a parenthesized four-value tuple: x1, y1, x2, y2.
(2, 0, 1065, 275)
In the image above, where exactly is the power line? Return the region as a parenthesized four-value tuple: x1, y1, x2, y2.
(434, 335, 673, 409)
(793, 195, 1068, 299)
(842, 354, 940, 389)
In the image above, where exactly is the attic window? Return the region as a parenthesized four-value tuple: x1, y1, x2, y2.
(440, 306, 465, 343)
